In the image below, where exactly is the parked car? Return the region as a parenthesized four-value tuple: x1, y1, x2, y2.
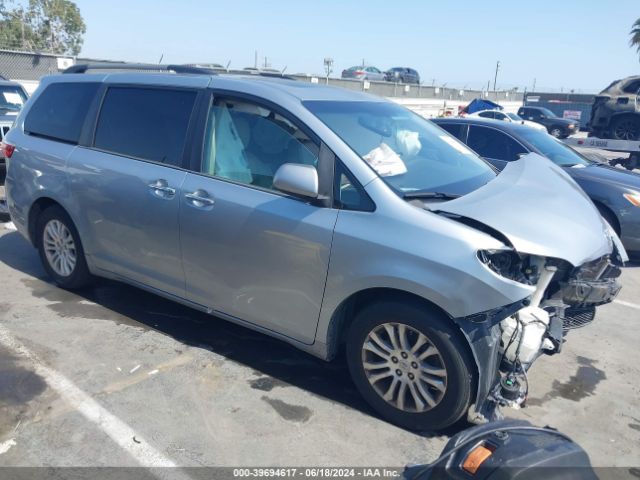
(517, 106, 578, 138)
(341, 65, 385, 81)
(433, 116, 640, 255)
(384, 67, 420, 84)
(589, 76, 640, 140)
(468, 109, 547, 132)
(0, 79, 28, 170)
(4, 65, 624, 431)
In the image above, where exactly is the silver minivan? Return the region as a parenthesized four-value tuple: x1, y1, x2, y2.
(3, 64, 626, 430)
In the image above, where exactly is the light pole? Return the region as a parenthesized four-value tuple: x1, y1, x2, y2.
(323, 57, 333, 85)
(493, 60, 500, 97)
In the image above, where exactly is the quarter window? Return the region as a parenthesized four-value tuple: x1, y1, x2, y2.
(467, 126, 527, 162)
(201, 98, 319, 191)
(25, 82, 99, 144)
(94, 87, 197, 166)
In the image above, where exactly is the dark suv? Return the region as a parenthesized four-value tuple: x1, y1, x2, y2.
(517, 106, 578, 138)
(589, 76, 640, 140)
(384, 67, 420, 84)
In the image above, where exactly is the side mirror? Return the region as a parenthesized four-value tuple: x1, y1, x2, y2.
(273, 163, 319, 199)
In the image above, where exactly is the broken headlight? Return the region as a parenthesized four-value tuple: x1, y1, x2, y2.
(477, 249, 541, 285)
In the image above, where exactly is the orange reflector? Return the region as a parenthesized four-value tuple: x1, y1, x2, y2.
(462, 444, 494, 475)
(624, 193, 640, 207)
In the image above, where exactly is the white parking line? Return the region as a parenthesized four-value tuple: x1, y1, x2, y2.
(614, 299, 640, 310)
(0, 325, 182, 470)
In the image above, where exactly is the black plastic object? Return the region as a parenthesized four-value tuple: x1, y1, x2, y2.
(403, 420, 597, 480)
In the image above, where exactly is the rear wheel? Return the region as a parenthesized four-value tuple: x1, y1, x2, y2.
(611, 116, 640, 141)
(346, 301, 476, 431)
(36, 205, 93, 289)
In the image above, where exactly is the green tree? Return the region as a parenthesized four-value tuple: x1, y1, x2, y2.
(0, 0, 85, 55)
(631, 18, 640, 59)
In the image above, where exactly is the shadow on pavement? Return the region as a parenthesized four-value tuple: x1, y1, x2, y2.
(0, 230, 441, 433)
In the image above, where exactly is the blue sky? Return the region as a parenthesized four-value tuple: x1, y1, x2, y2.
(74, 0, 639, 93)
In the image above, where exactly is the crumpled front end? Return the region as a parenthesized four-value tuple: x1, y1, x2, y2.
(465, 245, 624, 423)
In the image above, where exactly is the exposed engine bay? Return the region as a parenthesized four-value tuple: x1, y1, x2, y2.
(479, 250, 622, 412)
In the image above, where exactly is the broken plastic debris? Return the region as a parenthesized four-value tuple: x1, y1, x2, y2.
(148, 369, 159, 376)
(116, 367, 122, 372)
(363, 143, 407, 177)
(0, 439, 16, 455)
(129, 365, 140, 374)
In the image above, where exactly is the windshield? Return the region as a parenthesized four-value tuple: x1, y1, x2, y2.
(0, 85, 27, 112)
(537, 107, 557, 118)
(304, 100, 495, 196)
(519, 128, 590, 167)
(506, 112, 522, 121)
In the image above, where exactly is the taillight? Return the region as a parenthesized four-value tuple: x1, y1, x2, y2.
(1, 141, 15, 158)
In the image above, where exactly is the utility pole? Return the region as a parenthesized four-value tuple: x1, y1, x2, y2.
(532, 78, 536, 92)
(323, 57, 333, 85)
(254, 50, 258, 69)
(493, 60, 500, 92)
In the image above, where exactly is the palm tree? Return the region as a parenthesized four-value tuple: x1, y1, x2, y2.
(631, 18, 640, 57)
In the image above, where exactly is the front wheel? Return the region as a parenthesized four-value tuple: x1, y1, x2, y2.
(36, 205, 93, 289)
(549, 127, 563, 138)
(346, 301, 476, 431)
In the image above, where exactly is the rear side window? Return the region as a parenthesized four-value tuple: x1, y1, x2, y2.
(467, 126, 527, 161)
(94, 87, 197, 166)
(25, 82, 99, 143)
(437, 122, 464, 139)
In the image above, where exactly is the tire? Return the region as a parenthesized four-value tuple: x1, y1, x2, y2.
(611, 116, 640, 141)
(346, 301, 476, 431)
(549, 127, 563, 138)
(36, 205, 93, 289)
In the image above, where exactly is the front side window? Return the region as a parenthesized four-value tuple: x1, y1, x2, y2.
(202, 98, 318, 190)
(304, 100, 495, 197)
(467, 126, 527, 162)
(25, 82, 99, 144)
(94, 87, 197, 166)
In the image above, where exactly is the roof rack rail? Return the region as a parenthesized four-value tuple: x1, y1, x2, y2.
(63, 63, 219, 75)
(253, 72, 297, 80)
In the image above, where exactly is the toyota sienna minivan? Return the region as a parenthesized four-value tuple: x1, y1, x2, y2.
(3, 64, 626, 430)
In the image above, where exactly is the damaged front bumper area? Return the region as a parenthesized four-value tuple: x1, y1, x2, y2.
(459, 252, 623, 424)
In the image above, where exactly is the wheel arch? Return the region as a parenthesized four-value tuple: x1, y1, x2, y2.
(324, 287, 474, 366)
(592, 200, 621, 236)
(27, 197, 65, 246)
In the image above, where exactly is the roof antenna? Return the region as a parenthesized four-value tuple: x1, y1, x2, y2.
(158, 53, 164, 64)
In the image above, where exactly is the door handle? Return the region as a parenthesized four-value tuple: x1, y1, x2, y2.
(185, 189, 215, 208)
(148, 179, 176, 197)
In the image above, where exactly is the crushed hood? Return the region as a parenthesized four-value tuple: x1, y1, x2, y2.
(433, 154, 613, 266)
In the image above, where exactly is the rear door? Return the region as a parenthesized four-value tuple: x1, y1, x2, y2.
(68, 85, 199, 296)
(179, 94, 338, 343)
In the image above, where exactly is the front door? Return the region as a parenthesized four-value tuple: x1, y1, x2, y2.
(179, 95, 338, 343)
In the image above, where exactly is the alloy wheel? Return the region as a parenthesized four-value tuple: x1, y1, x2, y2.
(43, 219, 77, 277)
(550, 128, 562, 138)
(613, 120, 639, 141)
(361, 322, 447, 413)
